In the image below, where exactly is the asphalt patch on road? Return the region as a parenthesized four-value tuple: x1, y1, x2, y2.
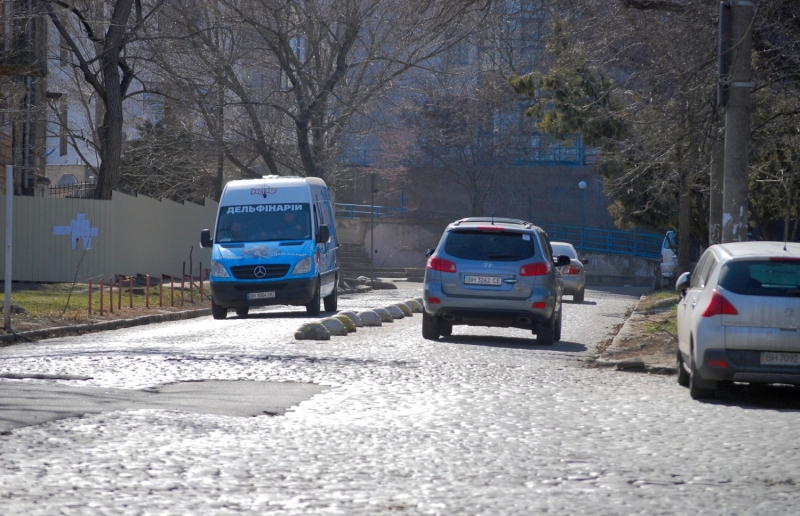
(0, 379, 327, 433)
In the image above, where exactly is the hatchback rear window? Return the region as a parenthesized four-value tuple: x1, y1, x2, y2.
(719, 260, 800, 297)
(444, 230, 536, 261)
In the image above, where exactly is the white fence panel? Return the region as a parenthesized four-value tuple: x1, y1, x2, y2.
(0, 192, 218, 283)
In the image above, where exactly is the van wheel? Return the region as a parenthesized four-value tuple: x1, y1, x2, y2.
(306, 283, 321, 316)
(323, 277, 338, 312)
(422, 311, 441, 340)
(235, 307, 249, 317)
(211, 299, 227, 320)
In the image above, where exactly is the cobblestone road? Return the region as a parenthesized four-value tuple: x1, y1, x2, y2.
(1, 285, 800, 515)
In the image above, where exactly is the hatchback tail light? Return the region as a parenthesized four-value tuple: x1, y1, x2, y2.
(701, 290, 739, 317)
(427, 256, 457, 273)
(520, 262, 551, 276)
(561, 265, 580, 275)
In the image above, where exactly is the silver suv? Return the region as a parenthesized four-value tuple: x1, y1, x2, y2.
(422, 217, 569, 344)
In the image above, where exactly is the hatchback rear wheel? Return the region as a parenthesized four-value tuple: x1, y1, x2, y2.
(689, 347, 715, 400)
(677, 350, 690, 387)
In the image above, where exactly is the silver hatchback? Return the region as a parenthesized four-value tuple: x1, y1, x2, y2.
(676, 241, 800, 399)
(422, 217, 569, 344)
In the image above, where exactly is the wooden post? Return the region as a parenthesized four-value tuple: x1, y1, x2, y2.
(109, 277, 113, 314)
(99, 278, 104, 316)
(118, 277, 122, 310)
(129, 277, 133, 308)
(171, 276, 174, 307)
(181, 262, 185, 306)
(146, 275, 150, 308)
(199, 263, 203, 302)
(159, 276, 163, 308)
(88, 279, 93, 317)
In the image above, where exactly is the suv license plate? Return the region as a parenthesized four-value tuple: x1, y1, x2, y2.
(760, 352, 800, 366)
(247, 291, 275, 300)
(464, 275, 502, 286)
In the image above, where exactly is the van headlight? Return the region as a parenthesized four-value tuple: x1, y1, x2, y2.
(211, 260, 230, 278)
(292, 256, 312, 275)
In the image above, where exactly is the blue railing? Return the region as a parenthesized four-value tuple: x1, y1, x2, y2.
(541, 224, 662, 260)
(335, 203, 453, 220)
(334, 203, 407, 219)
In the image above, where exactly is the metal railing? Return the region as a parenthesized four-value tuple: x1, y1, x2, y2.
(541, 224, 662, 260)
(335, 203, 453, 219)
(49, 181, 97, 199)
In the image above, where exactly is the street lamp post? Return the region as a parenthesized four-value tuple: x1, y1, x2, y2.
(578, 181, 587, 250)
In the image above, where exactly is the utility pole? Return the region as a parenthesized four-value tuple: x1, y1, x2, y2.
(720, 0, 754, 243)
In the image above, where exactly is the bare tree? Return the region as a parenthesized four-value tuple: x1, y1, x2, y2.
(45, 0, 164, 199)
(146, 0, 489, 191)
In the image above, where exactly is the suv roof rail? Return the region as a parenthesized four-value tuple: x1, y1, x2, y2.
(454, 217, 533, 227)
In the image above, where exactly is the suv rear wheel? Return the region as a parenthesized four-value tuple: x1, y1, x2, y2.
(536, 317, 555, 345)
(422, 311, 441, 340)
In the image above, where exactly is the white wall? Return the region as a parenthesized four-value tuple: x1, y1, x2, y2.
(1, 192, 217, 282)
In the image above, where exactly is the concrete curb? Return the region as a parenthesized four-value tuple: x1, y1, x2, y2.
(0, 308, 212, 345)
(594, 293, 678, 376)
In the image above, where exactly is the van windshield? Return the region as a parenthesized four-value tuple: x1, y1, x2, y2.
(216, 203, 312, 243)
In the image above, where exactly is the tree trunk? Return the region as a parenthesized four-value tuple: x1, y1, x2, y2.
(678, 167, 693, 275)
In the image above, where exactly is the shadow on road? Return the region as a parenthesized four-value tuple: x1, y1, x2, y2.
(236, 310, 340, 320)
(440, 335, 587, 353)
(698, 384, 800, 411)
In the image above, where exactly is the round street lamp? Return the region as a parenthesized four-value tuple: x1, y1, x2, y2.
(578, 181, 587, 249)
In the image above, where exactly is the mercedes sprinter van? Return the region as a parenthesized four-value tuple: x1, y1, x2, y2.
(200, 176, 339, 319)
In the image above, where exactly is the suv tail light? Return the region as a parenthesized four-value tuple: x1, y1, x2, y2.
(520, 262, 551, 276)
(701, 290, 739, 317)
(427, 256, 457, 273)
(561, 265, 580, 275)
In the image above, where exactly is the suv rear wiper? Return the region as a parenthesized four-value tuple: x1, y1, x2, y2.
(487, 254, 522, 260)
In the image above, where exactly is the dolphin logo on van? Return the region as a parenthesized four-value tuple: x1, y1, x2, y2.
(250, 187, 277, 197)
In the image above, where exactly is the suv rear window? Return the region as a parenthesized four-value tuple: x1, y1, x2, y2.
(719, 260, 800, 297)
(444, 230, 536, 261)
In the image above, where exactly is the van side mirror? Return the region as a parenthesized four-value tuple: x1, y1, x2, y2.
(316, 225, 330, 243)
(556, 255, 571, 267)
(425, 248, 434, 258)
(200, 229, 213, 248)
(675, 271, 691, 296)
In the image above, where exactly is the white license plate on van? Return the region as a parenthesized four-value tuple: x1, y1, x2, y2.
(247, 291, 275, 300)
(464, 275, 502, 286)
(760, 352, 800, 365)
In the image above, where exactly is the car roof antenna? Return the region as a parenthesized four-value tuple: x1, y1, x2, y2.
(491, 212, 495, 225)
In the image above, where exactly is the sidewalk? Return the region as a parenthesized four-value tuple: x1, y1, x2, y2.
(594, 290, 679, 375)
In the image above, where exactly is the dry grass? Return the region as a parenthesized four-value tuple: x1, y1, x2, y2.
(2, 281, 210, 334)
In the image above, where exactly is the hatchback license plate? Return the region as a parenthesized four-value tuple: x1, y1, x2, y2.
(247, 291, 275, 300)
(760, 352, 800, 366)
(464, 275, 502, 286)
